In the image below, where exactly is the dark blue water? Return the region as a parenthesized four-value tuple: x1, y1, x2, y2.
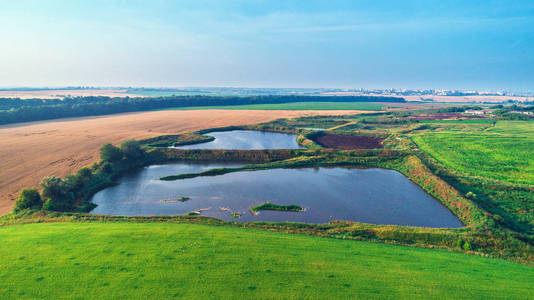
(171, 130, 304, 150)
(90, 162, 463, 228)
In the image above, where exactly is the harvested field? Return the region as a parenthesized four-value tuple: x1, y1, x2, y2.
(0, 109, 365, 215)
(313, 134, 384, 150)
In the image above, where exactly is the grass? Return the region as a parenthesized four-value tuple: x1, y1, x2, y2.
(161, 101, 385, 111)
(250, 202, 303, 212)
(412, 120, 534, 235)
(0, 222, 532, 299)
(419, 119, 494, 124)
(412, 120, 534, 185)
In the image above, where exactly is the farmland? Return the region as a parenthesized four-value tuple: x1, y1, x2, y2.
(412, 120, 534, 185)
(162, 101, 386, 111)
(2, 107, 534, 299)
(412, 120, 534, 235)
(312, 134, 384, 150)
(0, 109, 356, 214)
(0, 222, 532, 299)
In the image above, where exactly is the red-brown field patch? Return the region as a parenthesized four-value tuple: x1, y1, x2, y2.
(313, 134, 384, 150)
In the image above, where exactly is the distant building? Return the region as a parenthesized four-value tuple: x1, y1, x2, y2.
(510, 111, 534, 116)
(464, 110, 486, 115)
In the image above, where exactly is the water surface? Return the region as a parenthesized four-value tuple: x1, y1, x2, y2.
(172, 130, 304, 150)
(91, 163, 463, 228)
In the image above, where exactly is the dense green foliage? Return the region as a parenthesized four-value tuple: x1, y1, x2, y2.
(14, 189, 42, 212)
(0, 222, 532, 299)
(165, 101, 385, 111)
(36, 140, 151, 212)
(251, 202, 303, 212)
(0, 95, 403, 125)
(100, 143, 123, 162)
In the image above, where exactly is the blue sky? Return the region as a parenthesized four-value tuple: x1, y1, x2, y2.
(0, 0, 533, 91)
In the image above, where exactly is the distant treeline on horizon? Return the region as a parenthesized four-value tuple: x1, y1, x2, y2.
(0, 95, 405, 126)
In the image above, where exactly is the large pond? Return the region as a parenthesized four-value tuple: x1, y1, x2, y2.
(90, 162, 463, 228)
(171, 130, 304, 150)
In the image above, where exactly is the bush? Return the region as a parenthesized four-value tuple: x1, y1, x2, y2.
(100, 143, 123, 162)
(14, 188, 42, 211)
(120, 140, 144, 160)
(42, 198, 55, 211)
(465, 191, 477, 199)
(100, 162, 113, 174)
(462, 241, 472, 251)
(77, 167, 93, 179)
(40, 176, 74, 211)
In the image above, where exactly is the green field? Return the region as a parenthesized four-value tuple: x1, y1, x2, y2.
(163, 101, 385, 111)
(419, 119, 494, 124)
(413, 120, 534, 185)
(0, 222, 532, 299)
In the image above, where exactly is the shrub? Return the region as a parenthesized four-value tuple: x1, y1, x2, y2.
(465, 191, 476, 200)
(42, 198, 55, 211)
(14, 188, 42, 211)
(120, 140, 144, 160)
(100, 143, 123, 162)
(40, 176, 74, 211)
(100, 162, 113, 174)
(462, 241, 472, 251)
(77, 167, 93, 179)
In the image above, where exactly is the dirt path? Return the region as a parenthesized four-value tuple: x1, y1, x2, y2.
(0, 109, 367, 214)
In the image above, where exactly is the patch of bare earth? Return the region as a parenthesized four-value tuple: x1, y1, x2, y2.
(314, 134, 384, 150)
(0, 109, 368, 214)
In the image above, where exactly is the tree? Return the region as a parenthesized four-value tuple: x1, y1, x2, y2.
(14, 188, 42, 212)
(40, 176, 66, 200)
(120, 140, 144, 160)
(40, 176, 74, 210)
(77, 167, 93, 179)
(100, 143, 122, 162)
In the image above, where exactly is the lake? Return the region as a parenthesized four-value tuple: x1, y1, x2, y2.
(90, 162, 463, 228)
(171, 130, 304, 149)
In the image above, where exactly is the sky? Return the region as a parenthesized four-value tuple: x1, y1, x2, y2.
(0, 0, 533, 91)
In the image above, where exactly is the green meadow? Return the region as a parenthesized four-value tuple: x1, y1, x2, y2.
(0, 222, 532, 300)
(163, 101, 385, 111)
(419, 119, 494, 124)
(413, 120, 534, 185)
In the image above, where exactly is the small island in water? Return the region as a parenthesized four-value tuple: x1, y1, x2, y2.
(251, 202, 304, 213)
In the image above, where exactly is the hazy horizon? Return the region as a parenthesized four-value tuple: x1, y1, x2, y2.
(1, 1, 533, 91)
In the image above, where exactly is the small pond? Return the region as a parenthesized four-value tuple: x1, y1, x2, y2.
(171, 130, 304, 150)
(90, 162, 463, 228)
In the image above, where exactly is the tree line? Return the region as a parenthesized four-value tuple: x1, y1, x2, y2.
(14, 140, 147, 212)
(0, 95, 405, 125)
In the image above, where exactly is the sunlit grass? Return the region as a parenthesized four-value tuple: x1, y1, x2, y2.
(0, 222, 532, 299)
(413, 120, 534, 185)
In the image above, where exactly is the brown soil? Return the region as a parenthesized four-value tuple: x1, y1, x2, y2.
(314, 134, 384, 150)
(0, 109, 367, 215)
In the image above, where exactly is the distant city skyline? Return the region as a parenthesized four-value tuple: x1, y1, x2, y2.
(1, 1, 533, 91)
